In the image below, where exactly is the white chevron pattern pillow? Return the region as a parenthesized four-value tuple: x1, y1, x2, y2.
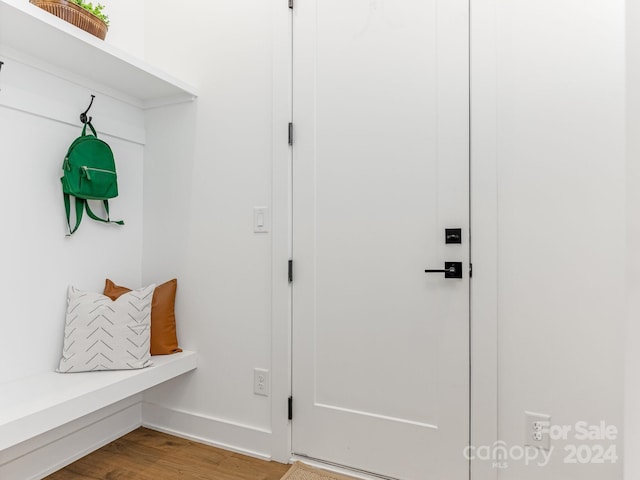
(57, 284, 156, 373)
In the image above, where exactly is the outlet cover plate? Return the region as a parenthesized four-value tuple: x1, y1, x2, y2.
(254, 368, 270, 396)
(524, 411, 551, 450)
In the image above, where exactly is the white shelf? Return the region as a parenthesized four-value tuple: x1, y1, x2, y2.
(0, 350, 197, 451)
(0, 0, 197, 106)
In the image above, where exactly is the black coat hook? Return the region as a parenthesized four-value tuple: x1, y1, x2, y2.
(80, 94, 95, 124)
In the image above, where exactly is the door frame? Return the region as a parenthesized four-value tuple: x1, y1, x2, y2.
(469, 0, 499, 478)
(268, 2, 500, 479)
(269, 0, 294, 464)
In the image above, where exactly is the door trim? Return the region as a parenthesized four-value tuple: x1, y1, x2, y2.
(269, 0, 294, 464)
(470, 1, 499, 479)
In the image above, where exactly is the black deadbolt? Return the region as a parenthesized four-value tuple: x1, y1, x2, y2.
(445, 228, 462, 244)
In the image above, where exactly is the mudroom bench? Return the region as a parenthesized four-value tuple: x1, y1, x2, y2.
(0, 350, 197, 451)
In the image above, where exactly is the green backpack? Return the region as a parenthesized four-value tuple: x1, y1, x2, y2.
(61, 122, 124, 235)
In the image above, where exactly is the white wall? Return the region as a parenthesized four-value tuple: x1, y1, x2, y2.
(100, 0, 145, 59)
(0, 58, 145, 384)
(472, 1, 626, 479)
(0, 0, 629, 477)
(139, 2, 629, 478)
(625, 0, 640, 478)
(141, 0, 291, 461)
(0, 49, 147, 477)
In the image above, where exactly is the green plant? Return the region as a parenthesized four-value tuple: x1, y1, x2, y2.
(68, 0, 109, 26)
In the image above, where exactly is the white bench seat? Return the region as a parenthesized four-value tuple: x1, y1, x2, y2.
(0, 350, 197, 451)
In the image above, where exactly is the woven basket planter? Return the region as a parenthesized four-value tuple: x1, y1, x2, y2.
(30, 0, 108, 40)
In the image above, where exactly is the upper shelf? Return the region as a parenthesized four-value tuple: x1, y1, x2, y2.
(0, 0, 198, 106)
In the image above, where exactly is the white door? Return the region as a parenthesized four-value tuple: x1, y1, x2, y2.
(291, 1, 469, 479)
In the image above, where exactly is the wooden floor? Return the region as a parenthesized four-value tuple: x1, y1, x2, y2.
(45, 427, 290, 480)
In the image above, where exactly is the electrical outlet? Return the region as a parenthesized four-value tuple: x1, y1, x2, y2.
(525, 411, 551, 450)
(253, 368, 270, 396)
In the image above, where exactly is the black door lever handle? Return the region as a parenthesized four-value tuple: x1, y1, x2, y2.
(424, 267, 457, 274)
(424, 262, 463, 279)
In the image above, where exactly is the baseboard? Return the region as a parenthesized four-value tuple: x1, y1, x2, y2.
(0, 396, 143, 480)
(142, 401, 275, 461)
(0, 397, 280, 479)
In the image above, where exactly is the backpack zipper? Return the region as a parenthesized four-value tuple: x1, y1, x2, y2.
(81, 166, 115, 181)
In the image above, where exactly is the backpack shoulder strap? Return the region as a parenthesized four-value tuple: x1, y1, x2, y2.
(85, 200, 124, 226)
(64, 196, 124, 236)
(64, 193, 85, 236)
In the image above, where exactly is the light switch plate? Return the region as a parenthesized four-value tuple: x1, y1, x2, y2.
(253, 207, 269, 233)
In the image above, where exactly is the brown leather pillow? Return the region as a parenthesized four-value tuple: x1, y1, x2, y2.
(104, 278, 182, 355)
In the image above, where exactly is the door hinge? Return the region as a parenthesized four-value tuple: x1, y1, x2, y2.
(288, 259, 293, 283)
(288, 396, 293, 420)
(288, 0, 293, 9)
(288, 122, 293, 145)
(469, 263, 473, 278)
